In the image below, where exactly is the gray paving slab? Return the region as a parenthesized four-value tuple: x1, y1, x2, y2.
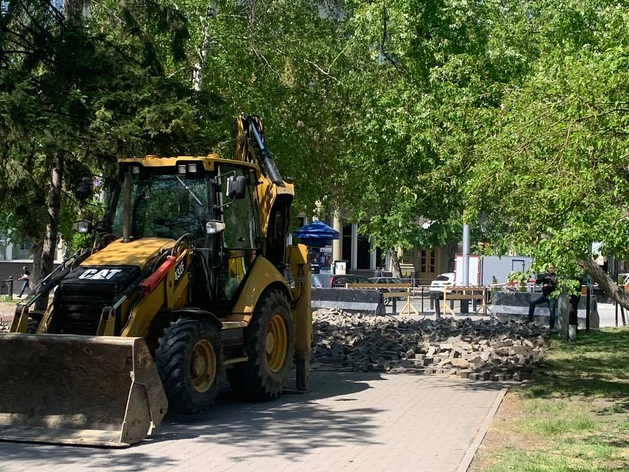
(0, 371, 504, 472)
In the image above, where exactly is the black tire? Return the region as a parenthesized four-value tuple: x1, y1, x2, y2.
(228, 290, 294, 400)
(27, 318, 39, 333)
(155, 318, 222, 414)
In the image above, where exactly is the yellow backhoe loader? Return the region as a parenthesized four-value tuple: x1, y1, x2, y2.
(0, 114, 312, 447)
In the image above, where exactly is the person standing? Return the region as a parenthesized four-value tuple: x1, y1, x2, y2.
(568, 277, 584, 332)
(528, 264, 558, 328)
(18, 266, 30, 298)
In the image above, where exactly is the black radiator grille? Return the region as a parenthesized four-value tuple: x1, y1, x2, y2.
(53, 265, 140, 335)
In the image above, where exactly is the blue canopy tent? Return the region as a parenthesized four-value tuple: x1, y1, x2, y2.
(292, 220, 340, 247)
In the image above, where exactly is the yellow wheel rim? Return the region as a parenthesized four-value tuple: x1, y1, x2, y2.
(190, 339, 216, 393)
(266, 314, 288, 373)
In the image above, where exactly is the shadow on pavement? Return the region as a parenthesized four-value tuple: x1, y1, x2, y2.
(0, 445, 178, 471)
(0, 371, 384, 470)
(413, 376, 509, 392)
(151, 370, 384, 460)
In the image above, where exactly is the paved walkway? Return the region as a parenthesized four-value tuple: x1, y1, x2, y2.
(0, 372, 504, 472)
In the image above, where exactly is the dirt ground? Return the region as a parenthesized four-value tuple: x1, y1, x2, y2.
(468, 393, 530, 471)
(0, 301, 16, 325)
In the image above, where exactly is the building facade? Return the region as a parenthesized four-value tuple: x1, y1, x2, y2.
(0, 234, 65, 293)
(295, 214, 452, 281)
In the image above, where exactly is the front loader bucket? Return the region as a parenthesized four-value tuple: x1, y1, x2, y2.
(0, 334, 168, 447)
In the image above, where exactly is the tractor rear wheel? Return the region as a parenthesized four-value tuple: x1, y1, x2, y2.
(155, 318, 222, 414)
(228, 290, 294, 400)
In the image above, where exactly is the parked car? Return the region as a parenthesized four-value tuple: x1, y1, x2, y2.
(429, 273, 455, 294)
(370, 276, 400, 284)
(329, 274, 372, 288)
(369, 276, 407, 305)
(310, 273, 371, 288)
(330, 274, 369, 288)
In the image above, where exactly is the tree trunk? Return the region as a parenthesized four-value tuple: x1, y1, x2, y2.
(445, 240, 458, 273)
(192, 2, 217, 92)
(30, 241, 44, 288)
(41, 154, 64, 283)
(34, 155, 63, 310)
(579, 256, 629, 310)
(390, 250, 402, 278)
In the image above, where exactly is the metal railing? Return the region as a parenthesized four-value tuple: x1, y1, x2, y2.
(347, 283, 445, 314)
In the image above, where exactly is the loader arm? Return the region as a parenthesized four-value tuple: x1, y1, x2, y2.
(232, 113, 294, 269)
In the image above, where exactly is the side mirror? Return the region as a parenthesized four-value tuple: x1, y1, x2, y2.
(73, 220, 93, 234)
(226, 175, 247, 199)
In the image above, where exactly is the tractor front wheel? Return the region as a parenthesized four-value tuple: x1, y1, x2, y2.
(155, 318, 222, 414)
(228, 290, 294, 400)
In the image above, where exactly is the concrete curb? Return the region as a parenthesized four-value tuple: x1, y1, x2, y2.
(455, 387, 508, 472)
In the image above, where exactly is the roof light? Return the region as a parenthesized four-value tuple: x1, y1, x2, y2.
(188, 163, 198, 173)
(177, 165, 187, 174)
(131, 165, 141, 174)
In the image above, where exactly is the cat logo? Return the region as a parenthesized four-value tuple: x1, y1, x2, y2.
(79, 269, 122, 280)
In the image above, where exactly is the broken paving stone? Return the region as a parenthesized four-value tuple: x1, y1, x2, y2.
(459, 370, 472, 379)
(311, 308, 548, 382)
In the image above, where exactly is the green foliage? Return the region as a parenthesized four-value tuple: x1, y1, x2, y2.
(2, 0, 629, 289)
(0, 0, 223, 255)
(324, 0, 536, 253)
(507, 271, 528, 291)
(175, 0, 352, 215)
(465, 1, 629, 280)
(0, 0, 353, 251)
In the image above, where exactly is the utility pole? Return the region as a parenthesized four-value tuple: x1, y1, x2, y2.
(586, 275, 591, 331)
(461, 217, 470, 314)
(586, 243, 592, 331)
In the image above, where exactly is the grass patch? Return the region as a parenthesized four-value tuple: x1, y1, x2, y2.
(471, 328, 629, 472)
(483, 449, 625, 472)
(0, 296, 17, 304)
(521, 414, 598, 436)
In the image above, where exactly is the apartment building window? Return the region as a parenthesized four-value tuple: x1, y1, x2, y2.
(15, 241, 34, 260)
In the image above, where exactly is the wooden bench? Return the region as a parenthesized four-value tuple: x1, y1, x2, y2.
(347, 283, 418, 316)
(441, 286, 488, 316)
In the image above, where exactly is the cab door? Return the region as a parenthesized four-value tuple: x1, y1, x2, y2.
(216, 165, 261, 304)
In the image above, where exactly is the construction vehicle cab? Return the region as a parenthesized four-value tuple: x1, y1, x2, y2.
(0, 115, 312, 447)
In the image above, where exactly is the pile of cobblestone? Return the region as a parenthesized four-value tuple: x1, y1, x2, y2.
(312, 309, 548, 381)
